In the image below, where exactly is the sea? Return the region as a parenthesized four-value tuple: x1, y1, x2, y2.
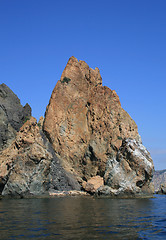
(0, 194, 166, 240)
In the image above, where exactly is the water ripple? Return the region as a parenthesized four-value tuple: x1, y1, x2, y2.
(0, 195, 165, 239)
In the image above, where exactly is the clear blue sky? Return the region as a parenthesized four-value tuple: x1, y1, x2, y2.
(0, 0, 166, 170)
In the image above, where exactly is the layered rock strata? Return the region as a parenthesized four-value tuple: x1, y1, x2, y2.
(43, 56, 154, 196)
(0, 83, 31, 151)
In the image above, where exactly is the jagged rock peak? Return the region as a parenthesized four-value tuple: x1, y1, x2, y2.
(60, 56, 102, 87)
(44, 56, 154, 196)
(0, 83, 20, 102)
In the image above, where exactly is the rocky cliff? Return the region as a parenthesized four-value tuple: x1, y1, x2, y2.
(43, 56, 154, 196)
(0, 117, 80, 196)
(0, 57, 154, 197)
(0, 83, 31, 151)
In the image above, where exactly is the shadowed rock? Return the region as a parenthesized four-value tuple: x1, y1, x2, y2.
(0, 83, 31, 151)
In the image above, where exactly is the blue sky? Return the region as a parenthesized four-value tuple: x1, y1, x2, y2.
(0, 0, 166, 170)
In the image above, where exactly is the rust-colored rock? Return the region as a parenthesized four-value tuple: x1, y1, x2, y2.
(44, 56, 154, 196)
(38, 116, 44, 129)
(82, 176, 104, 193)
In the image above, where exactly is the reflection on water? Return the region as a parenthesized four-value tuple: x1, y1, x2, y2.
(0, 195, 166, 239)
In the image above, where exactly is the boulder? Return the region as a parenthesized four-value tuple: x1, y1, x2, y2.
(82, 176, 104, 193)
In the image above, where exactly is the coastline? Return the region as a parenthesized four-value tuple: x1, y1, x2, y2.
(0, 191, 155, 199)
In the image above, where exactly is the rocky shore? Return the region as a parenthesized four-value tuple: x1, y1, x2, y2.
(0, 57, 155, 198)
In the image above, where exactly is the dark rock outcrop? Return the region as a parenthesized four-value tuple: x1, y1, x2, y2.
(43, 56, 154, 196)
(0, 83, 31, 151)
(0, 117, 80, 197)
(160, 184, 166, 194)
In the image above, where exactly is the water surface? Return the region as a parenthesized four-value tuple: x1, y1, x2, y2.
(0, 195, 166, 239)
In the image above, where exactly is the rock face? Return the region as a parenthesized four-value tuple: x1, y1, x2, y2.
(0, 83, 31, 151)
(98, 138, 154, 196)
(44, 56, 154, 196)
(0, 58, 154, 197)
(0, 117, 80, 197)
(152, 170, 166, 193)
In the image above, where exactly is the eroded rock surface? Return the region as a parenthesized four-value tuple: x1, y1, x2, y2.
(0, 83, 31, 151)
(99, 138, 154, 196)
(0, 117, 80, 197)
(152, 169, 166, 194)
(44, 56, 154, 196)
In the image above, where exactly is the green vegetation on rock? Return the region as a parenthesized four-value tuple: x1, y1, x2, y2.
(61, 77, 71, 84)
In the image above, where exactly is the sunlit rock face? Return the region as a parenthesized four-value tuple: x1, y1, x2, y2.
(0, 83, 31, 151)
(44, 56, 154, 196)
